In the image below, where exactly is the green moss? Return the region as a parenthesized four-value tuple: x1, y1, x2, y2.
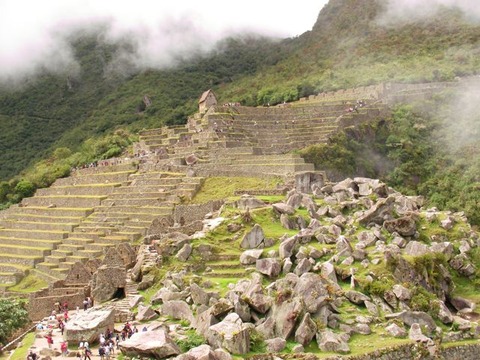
(190, 177, 281, 204)
(8, 332, 35, 360)
(8, 274, 48, 293)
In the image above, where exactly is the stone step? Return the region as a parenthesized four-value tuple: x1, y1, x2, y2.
(0, 220, 78, 232)
(93, 206, 174, 217)
(63, 237, 95, 246)
(0, 253, 42, 267)
(51, 248, 73, 257)
(72, 163, 138, 176)
(0, 228, 68, 240)
(57, 244, 85, 252)
(22, 195, 107, 208)
(0, 236, 61, 249)
(0, 244, 50, 257)
(0, 263, 30, 273)
(7, 206, 94, 218)
(32, 268, 64, 283)
(44, 255, 66, 264)
(77, 249, 103, 258)
(108, 191, 170, 200)
(53, 171, 136, 186)
(0, 272, 23, 284)
(64, 256, 88, 265)
(6, 213, 85, 223)
(102, 198, 169, 207)
(35, 183, 122, 197)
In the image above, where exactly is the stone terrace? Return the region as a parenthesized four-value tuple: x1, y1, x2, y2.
(0, 161, 203, 287)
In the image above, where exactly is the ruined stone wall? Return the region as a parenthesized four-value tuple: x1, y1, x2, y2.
(173, 200, 224, 225)
(320, 343, 480, 360)
(27, 291, 87, 321)
(233, 189, 286, 196)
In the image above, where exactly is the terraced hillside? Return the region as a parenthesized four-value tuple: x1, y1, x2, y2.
(0, 81, 458, 290)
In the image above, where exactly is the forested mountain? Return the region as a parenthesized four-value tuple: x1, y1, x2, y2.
(0, 0, 479, 223)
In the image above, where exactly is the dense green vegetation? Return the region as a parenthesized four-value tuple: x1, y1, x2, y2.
(300, 96, 480, 226)
(0, 298, 29, 346)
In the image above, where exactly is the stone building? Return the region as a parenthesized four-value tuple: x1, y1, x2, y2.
(198, 89, 217, 113)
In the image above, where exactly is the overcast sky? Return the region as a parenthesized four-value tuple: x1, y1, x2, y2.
(0, 0, 328, 81)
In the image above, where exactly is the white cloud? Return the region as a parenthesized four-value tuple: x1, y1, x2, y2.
(0, 0, 327, 81)
(380, 0, 480, 25)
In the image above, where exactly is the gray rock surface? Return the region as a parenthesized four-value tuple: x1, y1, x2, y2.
(119, 329, 180, 359)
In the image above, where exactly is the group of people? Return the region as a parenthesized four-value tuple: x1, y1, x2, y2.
(346, 99, 367, 113)
(82, 297, 93, 311)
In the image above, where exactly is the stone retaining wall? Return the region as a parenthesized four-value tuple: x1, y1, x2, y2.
(27, 289, 87, 321)
(173, 200, 224, 225)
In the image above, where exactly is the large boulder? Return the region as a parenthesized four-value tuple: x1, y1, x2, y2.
(64, 307, 115, 344)
(240, 249, 263, 265)
(137, 304, 159, 322)
(240, 224, 266, 249)
(357, 196, 395, 225)
(316, 329, 350, 353)
(295, 313, 317, 346)
(272, 203, 295, 215)
(383, 216, 417, 237)
(91, 264, 127, 303)
(293, 273, 330, 313)
(207, 313, 250, 355)
(256, 258, 281, 278)
(161, 300, 194, 323)
(271, 297, 303, 339)
(119, 329, 181, 359)
(236, 195, 266, 210)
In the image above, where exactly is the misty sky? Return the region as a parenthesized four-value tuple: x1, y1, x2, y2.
(0, 0, 328, 81)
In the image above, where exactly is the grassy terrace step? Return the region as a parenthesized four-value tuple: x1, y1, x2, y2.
(102, 198, 169, 207)
(6, 206, 94, 217)
(0, 253, 42, 267)
(129, 171, 186, 178)
(57, 243, 86, 252)
(66, 232, 102, 240)
(93, 206, 174, 216)
(6, 213, 85, 223)
(0, 220, 79, 232)
(64, 256, 88, 265)
(77, 249, 103, 258)
(0, 236, 61, 249)
(107, 192, 171, 200)
(0, 272, 23, 284)
(112, 184, 178, 193)
(0, 228, 68, 240)
(63, 237, 95, 246)
(53, 170, 136, 186)
(22, 195, 108, 208)
(33, 268, 64, 283)
(44, 255, 67, 264)
(0, 244, 51, 257)
(0, 263, 30, 272)
(89, 212, 161, 222)
(72, 163, 138, 175)
(35, 183, 122, 196)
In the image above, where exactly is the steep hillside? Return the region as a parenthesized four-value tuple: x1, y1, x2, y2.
(0, 34, 288, 181)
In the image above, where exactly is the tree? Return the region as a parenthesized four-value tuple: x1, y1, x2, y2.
(0, 298, 30, 346)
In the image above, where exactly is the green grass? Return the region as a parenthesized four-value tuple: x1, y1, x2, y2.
(8, 274, 48, 293)
(190, 177, 281, 204)
(7, 332, 35, 360)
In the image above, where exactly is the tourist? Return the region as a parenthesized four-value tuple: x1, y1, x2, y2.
(82, 298, 88, 311)
(61, 341, 68, 357)
(98, 345, 105, 360)
(84, 346, 92, 360)
(104, 344, 111, 360)
(46, 333, 53, 349)
(27, 350, 37, 360)
(78, 339, 85, 351)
